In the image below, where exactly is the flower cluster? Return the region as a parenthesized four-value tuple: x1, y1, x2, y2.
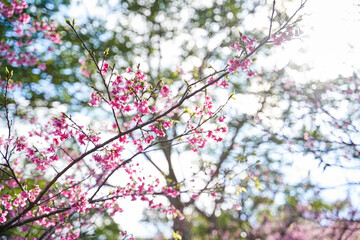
(0, 186, 40, 224)
(228, 34, 257, 75)
(271, 26, 298, 46)
(62, 186, 89, 213)
(0, 0, 28, 18)
(0, 0, 61, 68)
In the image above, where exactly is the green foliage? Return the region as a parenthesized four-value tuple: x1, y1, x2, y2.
(172, 230, 182, 240)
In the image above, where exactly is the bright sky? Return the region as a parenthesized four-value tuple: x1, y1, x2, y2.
(280, 0, 360, 80)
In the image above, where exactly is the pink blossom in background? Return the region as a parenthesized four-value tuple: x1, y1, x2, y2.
(80, 68, 90, 77)
(18, 13, 30, 24)
(78, 59, 86, 65)
(233, 204, 242, 210)
(37, 63, 46, 71)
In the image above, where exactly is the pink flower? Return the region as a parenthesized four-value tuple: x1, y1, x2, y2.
(304, 132, 311, 141)
(246, 39, 256, 51)
(192, 194, 199, 200)
(204, 96, 213, 111)
(234, 204, 242, 210)
(18, 13, 30, 24)
(78, 59, 85, 65)
(126, 67, 132, 73)
(88, 92, 100, 106)
(80, 68, 90, 77)
(241, 34, 248, 42)
(228, 59, 241, 72)
(218, 116, 226, 122)
(207, 76, 219, 85)
(247, 70, 255, 77)
(137, 144, 144, 152)
(220, 80, 229, 88)
(144, 135, 155, 144)
(0, 211, 8, 223)
(166, 187, 180, 198)
(221, 127, 228, 133)
(230, 41, 241, 51)
(101, 62, 109, 74)
(160, 85, 170, 97)
(228, 58, 252, 72)
(14, 25, 23, 37)
(113, 76, 123, 86)
(38, 63, 46, 71)
(119, 135, 127, 143)
(163, 121, 172, 129)
(136, 70, 147, 81)
(49, 33, 62, 44)
(123, 105, 133, 112)
(136, 100, 150, 114)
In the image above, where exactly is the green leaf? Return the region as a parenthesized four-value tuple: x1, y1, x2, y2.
(229, 90, 236, 100)
(236, 185, 247, 195)
(65, 18, 71, 26)
(104, 48, 110, 56)
(173, 231, 182, 240)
